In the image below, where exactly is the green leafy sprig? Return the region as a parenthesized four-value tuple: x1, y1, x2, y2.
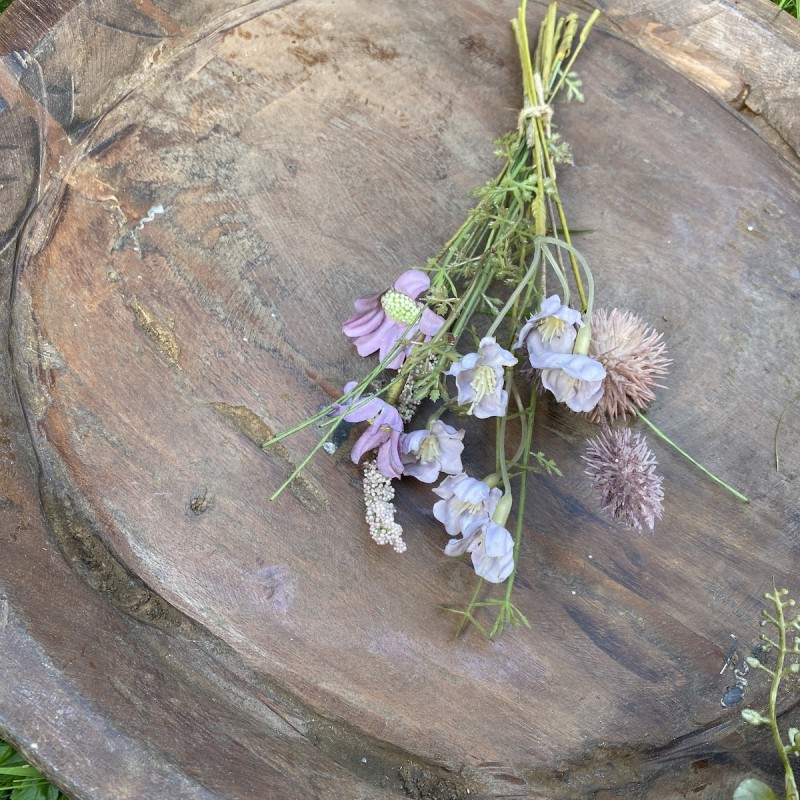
(734, 584, 800, 800)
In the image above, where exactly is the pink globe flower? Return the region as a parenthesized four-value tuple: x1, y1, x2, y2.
(445, 336, 517, 419)
(342, 269, 445, 370)
(337, 382, 404, 480)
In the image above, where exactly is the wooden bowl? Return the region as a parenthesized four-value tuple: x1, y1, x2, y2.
(1, 1, 799, 797)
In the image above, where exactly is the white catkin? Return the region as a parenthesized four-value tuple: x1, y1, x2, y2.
(362, 459, 406, 553)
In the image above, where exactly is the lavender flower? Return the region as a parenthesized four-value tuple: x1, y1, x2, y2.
(533, 350, 606, 413)
(515, 294, 583, 357)
(583, 426, 664, 532)
(445, 336, 517, 419)
(400, 420, 465, 483)
(516, 294, 606, 413)
(362, 459, 406, 552)
(337, 381, 404, 480)
(432, 473, 501, 536)
(445, 516, 515, 583)
(588, 308, 670, 422)
(342, 269, 445, 370)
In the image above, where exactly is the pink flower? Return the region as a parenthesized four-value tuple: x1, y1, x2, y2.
(337, 382, 404, 480)
(445, 337, 517, 419)
(342, 269, 445, 370)
(400, 420, 465, 483)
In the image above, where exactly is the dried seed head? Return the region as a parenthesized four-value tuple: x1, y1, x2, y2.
(584, 426, 664, 532)
(362, 459, 406, 553)
(588, 309, 670, 423)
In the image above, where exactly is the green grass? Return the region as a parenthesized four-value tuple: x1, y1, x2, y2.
(0, 742, 69, 800)
(774, 0, 800, 17)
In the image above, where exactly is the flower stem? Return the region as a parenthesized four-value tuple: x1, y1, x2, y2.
(505, 390, 537, 608)
(634, 411, 749, 503)
(765, 584, 800, 800)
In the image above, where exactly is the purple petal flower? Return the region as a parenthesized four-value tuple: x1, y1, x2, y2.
(342, 269, 445, 370)
(337, 381, 404, 479)
(515, 294, 582, 357)
(531, 351, 606, 413)
(400, 420, 465, 483)
(444, 516, 515, 583)
(432, 473, 501, 536)
(445, 336, 517, 419)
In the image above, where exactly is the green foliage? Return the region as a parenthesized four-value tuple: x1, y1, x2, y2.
(772, 0, 799, 18)
(0, 0, 13, 13)
(530, 450, 563, 476)
(0, 742, 69, 800)
(734, 585, 800, 800)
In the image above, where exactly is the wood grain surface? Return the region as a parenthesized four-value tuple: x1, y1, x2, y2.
(1, 1, 799, 798)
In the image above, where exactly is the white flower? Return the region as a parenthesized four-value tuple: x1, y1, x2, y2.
(400, 420, 465, 483)
(533, 350, 606, 413)
(516, 295, 606, 413)
(445, 336, 517, 419)
(515, 294, 582, 356)
(445, 517, 515, 583)
(432, 473, 501, 536)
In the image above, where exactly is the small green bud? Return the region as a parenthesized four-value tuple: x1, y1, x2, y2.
(572, 322, 592, 355)
(481, 472, 502, 489)
(788, 727, 800, 747)
(745, 656, 762, 669)
(492, 493, 513, 527)
(741, 709, 769, 726)
(789, 662, 800, 674)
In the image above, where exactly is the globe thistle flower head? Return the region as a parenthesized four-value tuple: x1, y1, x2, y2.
(588, 308, 670, 423)
(583, 426, 664, 532)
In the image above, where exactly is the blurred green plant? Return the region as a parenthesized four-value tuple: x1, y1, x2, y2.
(733, 585, 800, 800)
(0, 741, 69, 800)
(773, 0, 799, 18)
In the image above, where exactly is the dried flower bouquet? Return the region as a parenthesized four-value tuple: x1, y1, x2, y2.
(262, 1, 746, 638)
